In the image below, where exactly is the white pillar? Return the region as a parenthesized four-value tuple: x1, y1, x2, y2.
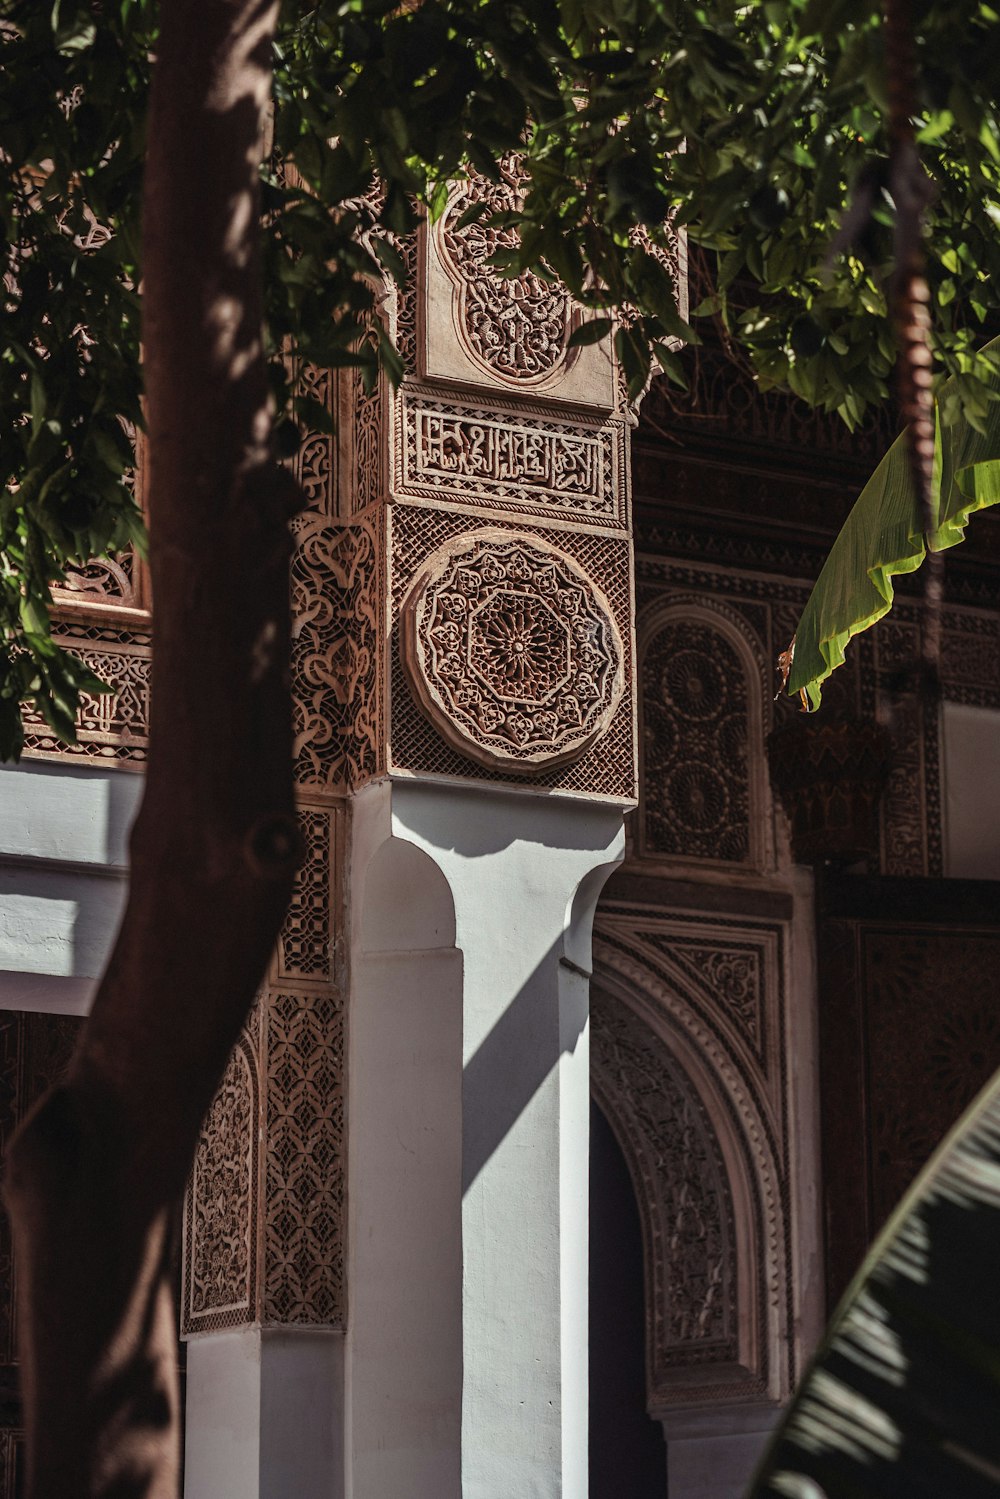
(183, 1329, 345, 1499)
(347, 779, 625, 1499)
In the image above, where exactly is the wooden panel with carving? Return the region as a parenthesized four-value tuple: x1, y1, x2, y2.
(817, 873, 1000, 1309)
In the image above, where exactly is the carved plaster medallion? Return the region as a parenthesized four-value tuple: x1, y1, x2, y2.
(436, 160, 580, 388)
(402, 529, 625, 773)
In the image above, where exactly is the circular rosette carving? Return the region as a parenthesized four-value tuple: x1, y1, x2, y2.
(402, 529, 625, 773)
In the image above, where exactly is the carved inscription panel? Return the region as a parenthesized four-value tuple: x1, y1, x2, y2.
(393, 389, 626, 526)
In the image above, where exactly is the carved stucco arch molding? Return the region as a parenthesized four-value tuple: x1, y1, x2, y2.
(636, 593, 774, 872)
(591, 939, 791, 1412)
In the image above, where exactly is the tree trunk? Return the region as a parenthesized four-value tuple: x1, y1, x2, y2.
(3, 1, 296, 1494)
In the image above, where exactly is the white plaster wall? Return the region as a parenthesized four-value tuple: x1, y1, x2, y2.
(184, 1328, 345, 1499)
(662, 1403, 779, 1499)
(941, 702, 1000, 880)
(183, 1330, 262, 1499)
(0, 760, 141, 1014)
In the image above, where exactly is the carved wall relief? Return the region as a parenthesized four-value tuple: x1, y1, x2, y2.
(437, 160, 579, 387)
(401, 528, 625, 774)
(391, 387, 628, 528)
(22, 619, 150, 770)
(591, 997, 738, 1371)
(631, 553, 953, 878)
(390, 507, 636, 800)
(183, 1031, 259, 1333)
(290, 513, 384, 792)
(592, 903, 794, 1411)
(183, 801, 347, 1337)
(263, 988, 345, 1325)
(421, 166, 617, 408)
(639, 599, 769, 869)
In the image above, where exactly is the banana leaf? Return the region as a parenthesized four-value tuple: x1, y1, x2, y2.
(747, 1062, 1000, 1498)
(787, 338, 1000, 709)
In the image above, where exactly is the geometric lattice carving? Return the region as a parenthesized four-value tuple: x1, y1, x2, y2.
(402, 528, 625, 773)
(263, 990, 345, 1325)
(591, 994, 737, 1371)
(276, 806, 334, 983)
(182, 1030, 259, 1334)
(182, 981, 347, 1336)
(291, 514, 382, 790)
(437, 160, 579, 388)
(642, 618, 751, 862)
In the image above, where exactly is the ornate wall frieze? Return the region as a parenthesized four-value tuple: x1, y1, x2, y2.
(23, 619, 150, 770)
(401, 528, 625, 774)
(391, 387, 627, 527)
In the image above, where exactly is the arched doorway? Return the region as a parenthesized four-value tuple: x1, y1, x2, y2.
(589, 1098, 668, 1498)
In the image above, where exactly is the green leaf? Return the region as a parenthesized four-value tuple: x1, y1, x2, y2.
(567, 317, 613, 348)
(750, 1063, 1000, 1499)
(786, 336, 1000, 708)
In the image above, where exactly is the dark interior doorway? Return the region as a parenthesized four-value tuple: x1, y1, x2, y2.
(589, 1100, 668, 1498)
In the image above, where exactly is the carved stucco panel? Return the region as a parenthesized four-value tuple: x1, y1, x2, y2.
(389, 385, 628, 528)
(591, 995, 738, 1372)
(423, 162, 617, 408)
(401, 528, 625, 774)
(182, 1017, 260, 1336)
(183, 973, 347, 1333)
(291, 512, 384, 791)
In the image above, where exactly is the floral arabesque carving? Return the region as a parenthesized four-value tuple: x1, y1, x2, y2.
(436, 160, 579, 386)
(183, 1034, 258, 1331)
(591, 994, 736, 1367)
(291, 514, 382, 790)
(402, 529, 625, 773)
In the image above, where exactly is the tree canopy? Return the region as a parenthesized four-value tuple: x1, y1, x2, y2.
(3, 0, 1000, 755)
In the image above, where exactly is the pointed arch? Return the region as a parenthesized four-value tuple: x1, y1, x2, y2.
(590, 939, 792, 1414)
